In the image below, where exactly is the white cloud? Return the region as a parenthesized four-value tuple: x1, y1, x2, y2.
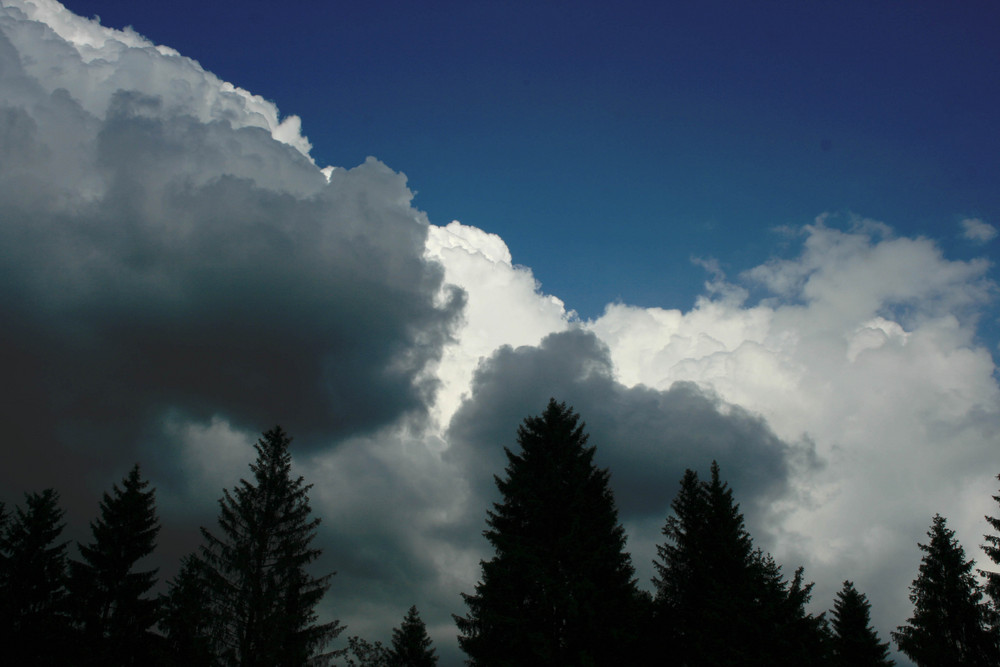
(586, 220, 999, 639)
(962, 217, 998, 243)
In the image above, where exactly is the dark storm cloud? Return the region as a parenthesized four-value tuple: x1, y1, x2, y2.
(0, 20, 463, 515)
(447, 329, 809, 525)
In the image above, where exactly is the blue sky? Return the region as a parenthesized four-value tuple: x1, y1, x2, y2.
(58, 0, 1000, 319)
(4, 2, 1000, 664)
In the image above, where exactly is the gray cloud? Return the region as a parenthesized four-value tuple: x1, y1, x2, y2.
(0, 15, 463, 526)
(447, 328, 810, 536)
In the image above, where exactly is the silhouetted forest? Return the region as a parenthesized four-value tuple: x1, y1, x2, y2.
(2, 404, 999, 665)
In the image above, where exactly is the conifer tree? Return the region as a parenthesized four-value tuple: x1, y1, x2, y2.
(69, 464, 161, 666)
(981, 473, 1000, 614)
(389, 606, 437, 667)
(653, 462, 827, 665)
(455, 399, 640, 665)
(892, 514, 998, 666)
(199, 426, 343, 666)
(829, 580, 893, 666)
(0, 489, 73, 664)
(160, 554, 217, 667)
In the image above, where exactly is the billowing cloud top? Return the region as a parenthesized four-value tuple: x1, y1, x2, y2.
(2, 3, 999, 666)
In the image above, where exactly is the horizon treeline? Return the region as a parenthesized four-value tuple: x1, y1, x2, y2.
(1, 405, 999, 666)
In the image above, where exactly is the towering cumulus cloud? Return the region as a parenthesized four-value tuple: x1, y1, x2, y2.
(0, 0, 462, 504)
(3, 3, 999, 665)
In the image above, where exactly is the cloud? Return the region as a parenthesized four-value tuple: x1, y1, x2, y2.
(0, 1, 462, 520)
(587, 218, 1000, 648)
(962, 217, 998, 244)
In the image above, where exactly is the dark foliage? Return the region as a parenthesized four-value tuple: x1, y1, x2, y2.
(159, 554, 219, 666)
(455, 399, 641, 666)
(342, 636, 393, 667)
(389, 605, 437, 667)
(69, 464, 161, 666)
(892, 514, 998, 666)
(653, 462, 828, 666)
(0, 489, 73, 664)
(829, 580, 893, 666)
(199, 426, 344, 666)
(982, 473, 1000, 618)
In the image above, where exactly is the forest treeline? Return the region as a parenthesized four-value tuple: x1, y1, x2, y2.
(1, 404, 999, 666)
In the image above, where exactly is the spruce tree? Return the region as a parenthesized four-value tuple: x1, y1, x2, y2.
(829, 580, 893, 666)
(69, 464, 161, 666)
(199, 426, 343, 666)
(892, 514, 998, 666)
(160, 554, 217, 667)
(0, 489, 73, 664)
(653, 462, 827, 665)
(455, 399, 640, 666)
(981, 473, 1000, 614)
(389, 606, 437, 667)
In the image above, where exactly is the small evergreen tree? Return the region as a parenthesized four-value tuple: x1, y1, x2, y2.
(389, 606, 437, 667)
(892, 514, 998, 666)
(829, 580, 893, 666)
(455, 399, 641, 665)
(69, 464, 161, 666)
(0, 489, 73, 664)
(160, 554, 218, 667)
(200, 426, 343, 666)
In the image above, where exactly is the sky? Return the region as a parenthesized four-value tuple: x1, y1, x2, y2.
(1, 1, 999, 664)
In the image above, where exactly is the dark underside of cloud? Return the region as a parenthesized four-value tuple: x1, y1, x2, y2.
(0, 24, 463, 512)
(447, 329, 808, 527)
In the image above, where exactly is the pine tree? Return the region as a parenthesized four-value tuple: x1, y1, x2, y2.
(455, 399, 641, 666)
(892, 514, 998, 666)
(342, 636, 392, 667)
(69, 464, 161, 666)
(389, 606, 437, 667)
(829, 580, 893, 666)
(653, 462, 827, 665)
(0, 489, 73, 664)
(199, 426, 343, 666)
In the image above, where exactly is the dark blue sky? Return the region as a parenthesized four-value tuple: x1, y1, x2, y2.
(59, 0, 1000, 320)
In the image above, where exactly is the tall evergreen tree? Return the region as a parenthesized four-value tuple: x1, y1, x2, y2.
(0, 489, 73, 665)
(829, 580, 893, 666)
(69, 464, 161, 666)
(199, 426, 343, 666)
(892, 514, 998, 666)
(455, 399, 641, 666)
(389, 606, 437, 667)
(653, 462, 827, 666)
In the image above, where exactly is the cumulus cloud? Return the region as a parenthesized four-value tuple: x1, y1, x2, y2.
(962, 217, 998, 244)
(4, 4, 1000, 665)
(587, 217, 1000, 645)
(0, 1, 461, 520)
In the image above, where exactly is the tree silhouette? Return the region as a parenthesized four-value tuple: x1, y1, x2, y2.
(199, 426, 343, 666)
(653, 462, 827, 665)
(829, 580, 893, 666)
(981, 473, 1000, 617)
(455, 399, 641, 665)
(892, 514, 998, 666)
(159, 554, 218, 666)
(389, 605, 437, 667)
(69, 464, 161, 666)
(0, 489, 73, 664)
